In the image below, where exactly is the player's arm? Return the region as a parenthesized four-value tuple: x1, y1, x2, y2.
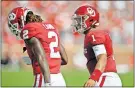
(94, 49, 107, 71)
(90, 44, 107, 81)
(24, 37, 51, 85)
(85, 44, 107, 87)
(84, 33, 107, 87)
(60, 43, 68, 65)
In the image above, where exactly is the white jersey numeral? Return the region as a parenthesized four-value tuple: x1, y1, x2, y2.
(87, 7, 96, 17)
(23, 30, 29, 39)
(48, 31, 60, 58)
(91, 35, 96, 42)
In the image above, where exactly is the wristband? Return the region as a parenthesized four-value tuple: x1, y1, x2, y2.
(45, 83, 51, 86)
(89, 69, 102, 82)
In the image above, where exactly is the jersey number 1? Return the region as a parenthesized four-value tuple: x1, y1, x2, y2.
(48, 31, 60, 58)
(92, 35, 96, 42)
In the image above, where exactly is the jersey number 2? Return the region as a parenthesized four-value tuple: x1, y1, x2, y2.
(23, 30, 29, 39)
(48, 31, 60, 58)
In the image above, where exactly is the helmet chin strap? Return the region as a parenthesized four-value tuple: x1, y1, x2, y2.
(83, 20, 99, 34)
(83, 27, 91, 34)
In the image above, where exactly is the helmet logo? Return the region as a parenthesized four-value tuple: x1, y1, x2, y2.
(8, 13, 16, 21)
(87, 7, 95, 17)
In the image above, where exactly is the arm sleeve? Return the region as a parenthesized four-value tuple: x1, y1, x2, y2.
(92, 44, 106, 57)
(88, 33, 106, 57)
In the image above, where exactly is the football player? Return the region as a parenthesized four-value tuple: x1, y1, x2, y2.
(72, 5, 122, 87)
(8, 7, 68, 87)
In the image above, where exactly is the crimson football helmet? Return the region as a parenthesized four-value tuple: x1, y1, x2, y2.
(8, 7, 31, 39)
(72, 5, 99, 34)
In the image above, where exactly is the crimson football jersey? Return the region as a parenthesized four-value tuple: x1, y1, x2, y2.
(84, 30, 117, 74)
(20, 22, 61, 75)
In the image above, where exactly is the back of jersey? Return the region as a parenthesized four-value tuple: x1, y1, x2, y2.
(40, 22, 61, 74)
(21, 22, 61, 74)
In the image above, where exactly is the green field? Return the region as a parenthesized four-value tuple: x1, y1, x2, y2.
(1, 68, 134, 87)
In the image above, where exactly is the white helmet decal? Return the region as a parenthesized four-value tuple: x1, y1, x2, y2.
(87, 7, 96, 17)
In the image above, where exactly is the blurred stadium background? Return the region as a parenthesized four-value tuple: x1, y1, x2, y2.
(1, 1, 134, 87)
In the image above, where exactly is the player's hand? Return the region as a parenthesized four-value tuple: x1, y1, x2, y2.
(84, 79, 96, 87)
